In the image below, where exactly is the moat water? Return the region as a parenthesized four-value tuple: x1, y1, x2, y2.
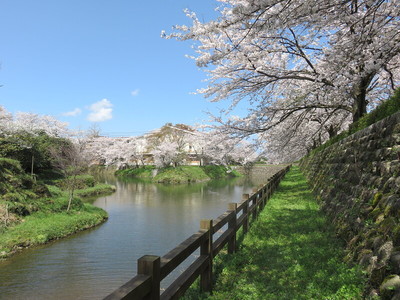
(0, 172, 273, 299)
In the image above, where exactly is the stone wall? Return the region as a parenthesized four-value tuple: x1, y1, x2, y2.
(300, 112, 400, 299)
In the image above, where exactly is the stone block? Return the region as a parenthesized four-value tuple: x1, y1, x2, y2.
(380, 275, 400, 299)
(383, 195, 400, 217)
(359, 249, 374, 267)
(383, 178, 398, 193)
(373, 236, 386, 252)
(390, 252, 400, 274)
(370, 264, 386, 287)
(378, 241, 394, 264)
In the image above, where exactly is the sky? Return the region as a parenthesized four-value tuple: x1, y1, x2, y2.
(0, 0, 234, 137)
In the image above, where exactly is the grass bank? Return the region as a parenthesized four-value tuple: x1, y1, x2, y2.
(0, 160, 115, 259)
(116, 165, 242, 184)
(0, 204, 107, 259)
(184, 166, 366, 299)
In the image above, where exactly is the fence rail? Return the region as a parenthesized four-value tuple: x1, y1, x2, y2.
(104, 165, 290, 300)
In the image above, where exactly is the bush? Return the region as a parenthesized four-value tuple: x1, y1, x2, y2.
(55, 175, 97, 190)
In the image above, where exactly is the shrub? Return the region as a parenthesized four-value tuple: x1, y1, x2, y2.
(55, 175, 97, 190)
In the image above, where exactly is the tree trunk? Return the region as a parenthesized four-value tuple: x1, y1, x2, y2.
(67, 175, 77, 212)
(67, 194, 73, 212)
(31, 153, 35, 182)
(5, 203, 9, 227)
(352, 74, 374, 122)
(352, 91, 368, 123)
(327, 125, 338, 139)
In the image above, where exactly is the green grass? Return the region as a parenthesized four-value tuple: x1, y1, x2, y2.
(117, 165, 242, 184)
(115, 165, 155, 179)
(74, 183, 116, 197)
(201, 165, 242, 179)
(0, 204, 107, 258)
(153, 166, 211, 183)
(184, 166, 366, 300)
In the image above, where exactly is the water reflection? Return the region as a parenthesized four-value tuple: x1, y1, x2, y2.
(0, 174, 264, 300)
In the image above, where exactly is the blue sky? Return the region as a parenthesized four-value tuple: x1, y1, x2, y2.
(0, 0, 231, 136)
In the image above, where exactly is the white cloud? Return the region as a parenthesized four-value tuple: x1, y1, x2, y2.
(62, 108, 82, 117)
(131, 89, 140, 97)
(87, 99, 113, 122)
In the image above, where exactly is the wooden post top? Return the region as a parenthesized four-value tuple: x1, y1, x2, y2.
(200, 219, 213, 230)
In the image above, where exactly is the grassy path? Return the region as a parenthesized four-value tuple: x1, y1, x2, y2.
(191, 166, 366, 300)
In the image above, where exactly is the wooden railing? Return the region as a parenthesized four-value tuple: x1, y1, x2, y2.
(104, 165, 290, 300)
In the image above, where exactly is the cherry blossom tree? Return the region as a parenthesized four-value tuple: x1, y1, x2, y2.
(151, 141, 183, 168)
(77, 124, 262, 168)
(129, 137, 148, 167)
(229, 140, 260, 166)
(146, 124, 199, 167)
(166, 0, 400, 161)
(255, 106, 353, 163)
(12, 112, 69, 137)
(0, 106, 13, 136)
(192, 130, 240, 166)
(83, 136, 149, 168)
(1, 107, 70, 138)
(146, 123, 195, 152)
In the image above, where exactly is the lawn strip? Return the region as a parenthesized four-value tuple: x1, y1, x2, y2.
(186, 166, 366, 300)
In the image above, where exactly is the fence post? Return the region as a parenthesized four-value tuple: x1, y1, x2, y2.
(242, 194, 249, 234)
(268, 180, 272, 199)
(273, 174, 277, 190)
(200, 219, 213, 293)
(263, 184, 268, 207)
(137, 255, 161, 300)
(252, 188, 258, 220)
(260, 185, 266, 210)
(228, 203, 237, 254)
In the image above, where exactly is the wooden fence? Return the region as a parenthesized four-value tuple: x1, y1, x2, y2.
(104, 165, 290, 300)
